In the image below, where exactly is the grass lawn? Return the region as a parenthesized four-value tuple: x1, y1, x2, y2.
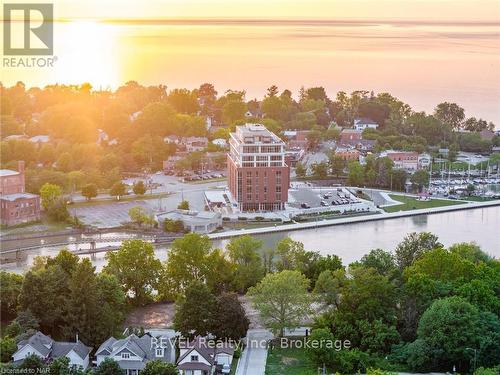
(185, 177, 227, 184)
(384, 194, 465, 213)
(266, 347, 319, 375)
(70, 192, 172, 207)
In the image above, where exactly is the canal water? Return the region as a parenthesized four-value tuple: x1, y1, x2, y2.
(1, 206, 499, 273)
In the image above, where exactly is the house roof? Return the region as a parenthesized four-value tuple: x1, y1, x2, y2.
(0, 193, 39, 201)
(177, 337, 235, 365)
(18, 332, 52, 357)
(0, 169, 19, 177)
(96, 333, 173, 362)
(52, 342, 92, 360)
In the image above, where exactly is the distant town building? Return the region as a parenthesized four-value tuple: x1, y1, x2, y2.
(283, 130, 309, 149)
(211, 138, 227, 148)
(480, 129, 495, 141)
(381, 150, 419, 171)
(418, 153, 432, 168)
(183, 137, 208, 152)
(12, 331, 92, 369)
(29, 135, 50, 144)
(334, 148, 361, 162)
(0, 161, 41, 226)
(156, 209, 222, 234)
(163, 135, 181, 145)
(339, 129, 363, 143)
(96, 333, 175, 375)
(353, 117, 379, 131)
(228, 124, 290, 211)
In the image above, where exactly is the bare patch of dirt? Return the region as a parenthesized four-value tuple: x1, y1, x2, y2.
(124, 302, 175, 329)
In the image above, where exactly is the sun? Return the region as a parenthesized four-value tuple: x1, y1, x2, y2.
(52, 20, 120, 88)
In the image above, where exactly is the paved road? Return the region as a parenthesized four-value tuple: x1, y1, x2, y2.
(236, 329, 273, 375)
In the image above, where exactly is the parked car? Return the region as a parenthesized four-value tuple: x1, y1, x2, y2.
(320, 200, 328, 206)
(300, 203, 310, 209)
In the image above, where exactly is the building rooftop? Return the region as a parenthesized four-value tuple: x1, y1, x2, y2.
(0, 193, 39, 201)
(0, 169, 20, 177)
(234, 123, 283, 144)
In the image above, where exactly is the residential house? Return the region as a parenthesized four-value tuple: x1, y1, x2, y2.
(95, 333, 175, 375)
(164, 135, 181, 145)
(12, 331, 91, 369)
(184, 137, 208, 152)
(177, 337, 235, 375)
(353, 117, 379, 131)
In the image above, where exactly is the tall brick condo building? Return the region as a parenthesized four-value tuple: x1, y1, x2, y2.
(0, 161, 41, 226)
(228, 124, 290, 211)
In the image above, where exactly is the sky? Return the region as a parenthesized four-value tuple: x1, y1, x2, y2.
(29, 0, 500, 22)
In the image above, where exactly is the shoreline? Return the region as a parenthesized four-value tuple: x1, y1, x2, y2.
(207, 200, 500, 240)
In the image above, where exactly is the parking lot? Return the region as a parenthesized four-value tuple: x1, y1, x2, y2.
(289, 187, 361, 209)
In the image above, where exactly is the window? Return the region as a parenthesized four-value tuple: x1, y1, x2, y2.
(190, 355, 199, 362)
(121, 353, 130, 359)
(155, 348, 164, 357)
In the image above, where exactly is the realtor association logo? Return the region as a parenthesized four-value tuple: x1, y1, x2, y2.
(3, 3, 53, 55)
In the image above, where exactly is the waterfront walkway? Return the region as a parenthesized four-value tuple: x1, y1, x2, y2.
(208, 200, 500, 240)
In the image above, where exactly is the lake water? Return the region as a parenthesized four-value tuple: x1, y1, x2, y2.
(2, 206, 498, 273)
(3, 19, 500, 125)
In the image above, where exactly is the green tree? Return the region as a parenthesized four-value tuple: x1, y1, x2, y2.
(142, 360, 179, 375)
(248, 270, 312, 336)
(212, 292, 250, 340)
(173, 281, 216, 338)
(348, 161, 364, 186)
(0, 336, 16, 362)
(177, 200, 189, 210)
(18, 354, 47, 371)
(295, 162, 307, 178)
(104, 240, 162, 305)
(94, 358, 124, 375)
(226, 235, 264, 292)
(133, 180, 146, 195)
(39, 182, 63, 210)
(162, 233, 222, 298)
(311, 162, 328, 179)
(395, 232, 442, 270)
(356, 249, 396, 277)
(434, 102, 465, 130)
(110, 181, 126, 199)
(329, 154, 345, 177)
(0, 271, 23, 319)
(410, 170, 429, 192)
(313, 270, 342, 307)
(128, 206, 156, 227)
(81, 183, 98, 201)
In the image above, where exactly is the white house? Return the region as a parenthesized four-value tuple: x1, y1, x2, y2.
(211, 138, 227, 148)
(353, 117, 379, 131)
(177, 337, 234, 375)
(96, 333, 175, 375)
(12, 331, 91, 369)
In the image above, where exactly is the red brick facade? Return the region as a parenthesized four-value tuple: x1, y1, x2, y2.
(0, 161, 41, 226)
